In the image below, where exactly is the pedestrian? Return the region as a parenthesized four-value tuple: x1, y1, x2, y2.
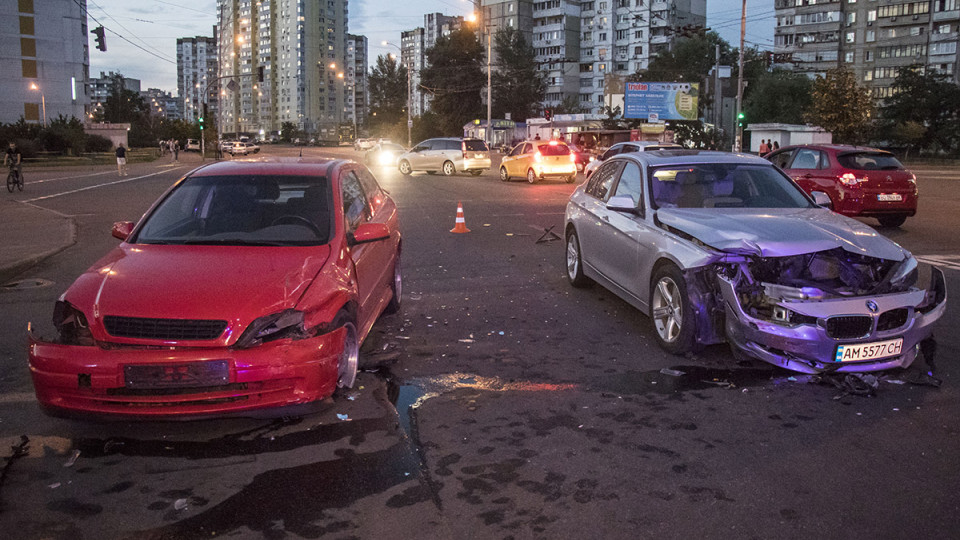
(159, 139, 166, 156)
(772, 140, 780, 151)
(758, 139, 770, 156)
(534, 133, 541, 140)
(172, 140, 179, 161)
(115, 144, 127, 176)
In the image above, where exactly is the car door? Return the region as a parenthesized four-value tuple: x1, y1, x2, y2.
(502, 144, 523, 176)
(601, 160, 657, 301)
(340, 168, 385, 333)
(511, 143, 533, 176)
(408, 140, 433, 170)
(575, 160, 623, 277)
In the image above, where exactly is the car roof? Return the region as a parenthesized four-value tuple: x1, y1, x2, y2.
(189, 157, 343, 177)
(778, 143, 891, 154)
(613, 149, 772, 167)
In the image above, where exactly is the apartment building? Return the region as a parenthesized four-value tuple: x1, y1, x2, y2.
(774, 0, 960, 98)
(0, 0, 89, 124)
(87, 71, 140, 118)
(346, 34, 368, 131)
(217, 0, 350, 138)
(177, 30, 218, 122)
(401, 13, 465, 117)
(142, 88, 182, 121)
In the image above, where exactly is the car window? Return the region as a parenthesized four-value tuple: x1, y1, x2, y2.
(356, 167, 385, 214)
(766, 149, 795, 169)
(622, 145, 640, 153)
(521, 143, 533, 154)
(586, 161, 622, 200)
(509, 144, 523, 157)
(650, 164, 812, 209)
(440, 140, 457, 151)
(600, 146, 620, 160)
(463, 139, 488, 151)
(789, 148, 825, 170)
(341, 171, 369, 231)
(612, 162, 644, 206)
(837, 151, 904, 170)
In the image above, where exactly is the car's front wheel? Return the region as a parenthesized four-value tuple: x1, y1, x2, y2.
(878, 214, 908, 228)
(442, 161, 456, 176)
(398, 160, 412, 175)
(566, 173, 577, 183)
(565, 229, 590, 287)
(333, 311, 359, 389)
(650, 264, 697, 355)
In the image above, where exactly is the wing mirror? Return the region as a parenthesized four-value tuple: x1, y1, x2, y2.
(811, 191, 832, 209)
(111, 221, 134, 241)
(606, 195, 643, 216)
(348, 223, 391, 246)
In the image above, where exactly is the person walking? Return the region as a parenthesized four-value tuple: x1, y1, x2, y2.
(115, 144, 128, 176)
(172, 140, 179, 161)
(758, 139, 770, 156)
(772, 140, 780, 151)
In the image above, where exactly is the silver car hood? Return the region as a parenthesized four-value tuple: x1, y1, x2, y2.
(656, 207, 907, 260)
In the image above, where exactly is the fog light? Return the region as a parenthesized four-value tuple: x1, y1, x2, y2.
(772, 306, 791, 323)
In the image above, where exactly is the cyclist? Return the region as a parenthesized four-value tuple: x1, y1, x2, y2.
(4, 141, 23, 192)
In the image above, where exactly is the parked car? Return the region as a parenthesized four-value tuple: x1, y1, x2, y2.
(227, 142, 260, 156)
(186, 139, 200, 151)
(365, 142, 406, 167)
(397, 138, 490, 176)
(28, 158, 402, 418)
(583, 141, 683, 180)
(567, 143, 596, 173)
(765, 144, 918, 228)
(354, 138, 376, 151)
(564, 150, 945, 374)
(499, 139, 578, 183)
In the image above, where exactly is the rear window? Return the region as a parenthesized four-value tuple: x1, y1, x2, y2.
(539, 142, 571, 156)
(463, 139, 488, 151)
(837, 152, 904, 171)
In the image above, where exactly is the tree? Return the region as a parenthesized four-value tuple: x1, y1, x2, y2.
(553, 95, 585, 115)
(804, 67, 874, 144)
(103, 74, 148, 124)
(420, 28, 485, 135)
(632, 31, 733, 84)
(743, 69, 812, 125)
(881, 65, 960, 154)
(368, 54, 409, 133)
(491, 27, 545, 122)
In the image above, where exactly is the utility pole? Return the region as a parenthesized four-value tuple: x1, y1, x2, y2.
(714, 44, 721, 130)
(734, 0, 746, 152)
(487, 30, 492, 147)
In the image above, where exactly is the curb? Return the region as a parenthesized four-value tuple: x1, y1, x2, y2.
(0, 216, 77, 286)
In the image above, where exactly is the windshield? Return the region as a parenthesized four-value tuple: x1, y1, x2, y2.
(135, 175, 333, 246)
(650, 163, 812, 209)
(837, 151, 904, 171)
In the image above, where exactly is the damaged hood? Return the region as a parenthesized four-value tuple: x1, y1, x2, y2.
(656, 207, 907, 260)
(83, 244, 331, 325)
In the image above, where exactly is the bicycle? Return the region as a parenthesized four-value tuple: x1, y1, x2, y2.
(7, 163, 23, 192)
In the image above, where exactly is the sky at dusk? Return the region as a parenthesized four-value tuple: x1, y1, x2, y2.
(85, 0, 774, 93)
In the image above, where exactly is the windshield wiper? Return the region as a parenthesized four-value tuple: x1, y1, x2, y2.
(182, 239, 288, 246)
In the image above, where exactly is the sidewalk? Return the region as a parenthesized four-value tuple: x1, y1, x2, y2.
(0, 152, 206, 285)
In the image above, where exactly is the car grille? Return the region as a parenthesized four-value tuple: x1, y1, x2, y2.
(103, 316, 227, 340)
(877, 308, 909, 332)
(825, 316, 873, 339)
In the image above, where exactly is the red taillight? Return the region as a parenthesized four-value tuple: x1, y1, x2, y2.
(839, 173, 863, 186)
(534, 151, 543, 163)
(462, 143, 468, 159)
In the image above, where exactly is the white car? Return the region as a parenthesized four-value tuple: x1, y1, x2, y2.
(226, 142, 260, 156)
(186, 139, 200, 151)
(354, 138, 376, 151)
(583, 141, 683, 179)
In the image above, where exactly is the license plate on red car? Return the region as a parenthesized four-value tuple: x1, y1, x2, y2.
(878, 193, 903, 202)
(124, 360, 229, 388)
(835, 338, 903, 363)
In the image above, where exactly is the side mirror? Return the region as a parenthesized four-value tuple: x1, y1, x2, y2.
(111, 221, 134, 241)
(811, 191, 832, 209)
(606, 195, 643, 216)
(348, 222, 391, 246)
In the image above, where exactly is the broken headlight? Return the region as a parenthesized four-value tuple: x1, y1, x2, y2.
(52, 301, 95, 346)
(234, 309, 306, 349)
(887, 255, 918, 291)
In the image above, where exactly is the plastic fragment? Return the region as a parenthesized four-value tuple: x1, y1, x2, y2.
(48, 483, 61, 489)
(336, 414, 349, 421)
(659, 368, 685, 377)
(63, 450, 81, 468)
(787, 376, 797, 382)
(458, 339, 475, 343)
(174, 498, 188, 511)
(498, 331, 505, 336)
(347, 395, 356, 401)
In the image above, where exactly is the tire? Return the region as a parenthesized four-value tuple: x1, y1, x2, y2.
(650, 264, 697, 355)
(441, 161, 456, 176)
(332, 311, 359, 389)
(6, 172, 14, 193)
(499, 166, 510, 182)
(565, 229, 590, 288)
(878, 214, 907, 228)
(398, 160, 412, 175)
(384, 253, 402, 314)
(526, 168, 538, 184)
(566, 173, 577, 184)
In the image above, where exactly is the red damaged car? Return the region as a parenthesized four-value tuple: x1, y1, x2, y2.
(28, 158, 401, 418)
(765, 144, 918, 227)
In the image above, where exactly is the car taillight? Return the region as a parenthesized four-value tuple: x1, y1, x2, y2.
(908, 173, 917, 184)
(569, 153, 576, 163)
(534, 152, 543, 163)
(839, 173, 865, 186)
(462, 143, 468, 159)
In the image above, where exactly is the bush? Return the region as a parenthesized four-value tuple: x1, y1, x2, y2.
(14, 139, 39, 159)
(85, 134, 113, 153)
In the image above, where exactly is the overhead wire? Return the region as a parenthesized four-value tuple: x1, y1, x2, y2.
(71, 0, 177, 64)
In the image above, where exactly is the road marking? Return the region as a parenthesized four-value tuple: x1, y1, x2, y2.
(25, 169, 115, 185)
(916, 255, 960, 272)
(22, 168, 185, 203)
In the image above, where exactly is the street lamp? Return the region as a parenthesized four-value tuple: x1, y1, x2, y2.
(383, 41, 411, 147)
(29, 82, 46, 128)
(467, 13, 492, 148)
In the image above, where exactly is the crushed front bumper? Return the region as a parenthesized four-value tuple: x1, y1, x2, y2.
(717, 267, 946, 374)
(28, 329, 344, 418)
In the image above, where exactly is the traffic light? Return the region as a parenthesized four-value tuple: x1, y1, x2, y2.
(737, 112, 744, 127)
(92, 26, 106, 52)
(544, 109, 552, 121)
(200, 102, 208, 130)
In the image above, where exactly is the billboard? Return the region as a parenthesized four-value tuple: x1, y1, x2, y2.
(624, 82, 699, 121)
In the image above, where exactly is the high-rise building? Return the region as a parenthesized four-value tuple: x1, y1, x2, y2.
(87, 72, 141, 118)
(0, 0, 89, 124)
(401, 13, 465, 117)
(142, 88, 182, 121)
(178, 29, 218, 123)
(217, 0, 349, 139)
(774, 0, 960, 98)
(347, 34, 368, 132)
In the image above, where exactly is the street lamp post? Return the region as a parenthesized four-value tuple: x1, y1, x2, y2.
(383, 42, 412, 147)
(29, 83, 46, 128)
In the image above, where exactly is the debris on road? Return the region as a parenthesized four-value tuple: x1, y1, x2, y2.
(660, 368, 685, 377)
(63, 449, 81, 468)
(336, 414, 350, 421)
(174, 498, 189, 511)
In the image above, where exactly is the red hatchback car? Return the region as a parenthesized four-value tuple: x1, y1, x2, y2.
(28, 158, 401, 418)
(765, 144, 918, 227)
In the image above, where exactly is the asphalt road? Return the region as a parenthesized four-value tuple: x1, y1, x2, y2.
(0, 147, 958, 539)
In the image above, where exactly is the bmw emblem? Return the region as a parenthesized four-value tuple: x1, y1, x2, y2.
(866, 300, 879, 313)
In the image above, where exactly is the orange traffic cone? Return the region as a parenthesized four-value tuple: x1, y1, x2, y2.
(450, 201, 471, 234)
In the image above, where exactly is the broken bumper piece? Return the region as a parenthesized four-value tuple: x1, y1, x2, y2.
(717, 267, 946, 374)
